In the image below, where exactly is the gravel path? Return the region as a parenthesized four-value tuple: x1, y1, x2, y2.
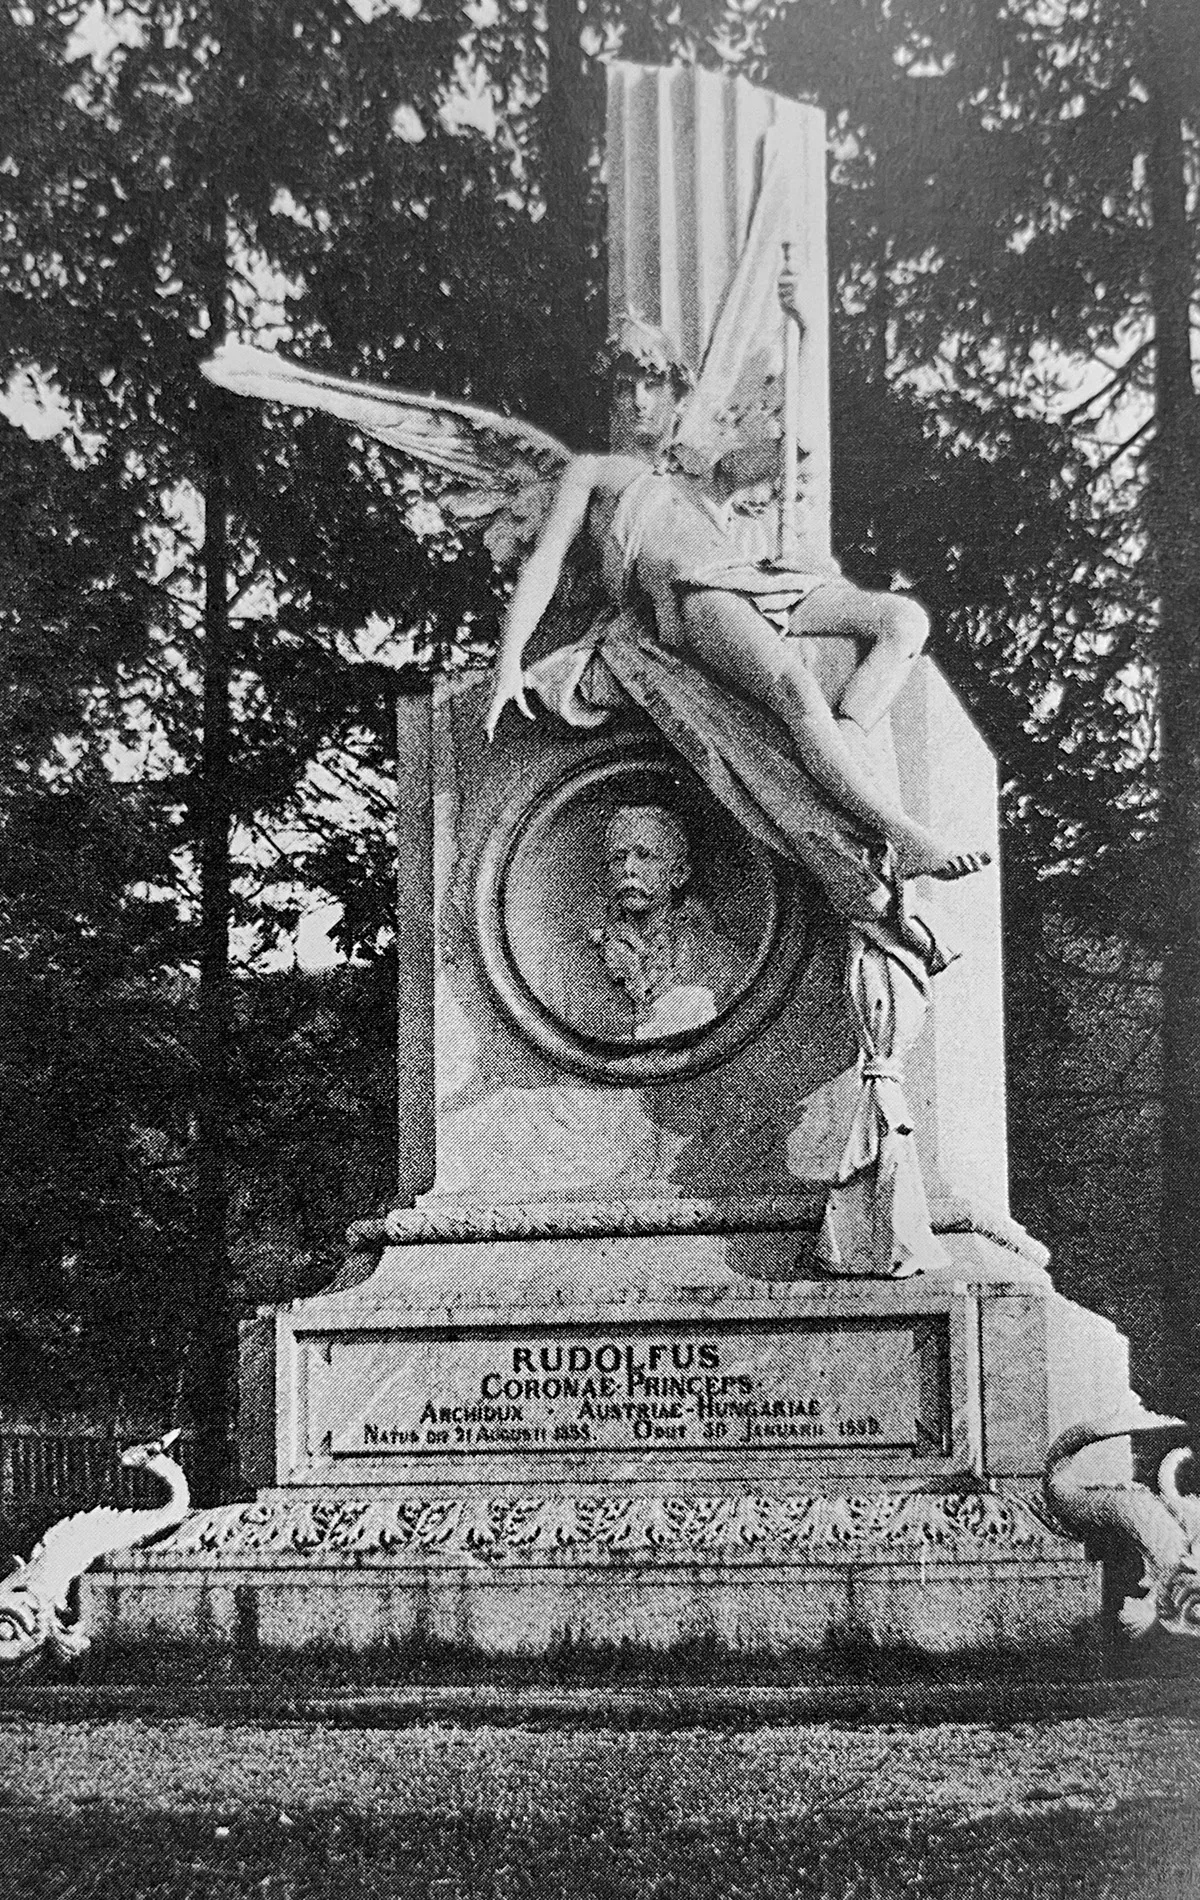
(2, 1713, 1198, 1823)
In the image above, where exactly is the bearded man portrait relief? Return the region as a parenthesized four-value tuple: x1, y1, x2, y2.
(585, 804, 749, 1043)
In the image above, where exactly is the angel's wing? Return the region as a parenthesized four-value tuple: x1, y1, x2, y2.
(202, 344, 573, 571)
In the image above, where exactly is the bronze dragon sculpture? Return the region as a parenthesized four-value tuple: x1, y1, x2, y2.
(0, 1428, 190, 1666)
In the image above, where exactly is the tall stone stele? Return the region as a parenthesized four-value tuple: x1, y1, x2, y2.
(97, 65, 1139, 1660)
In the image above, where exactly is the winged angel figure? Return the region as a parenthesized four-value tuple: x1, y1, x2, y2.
(204, 134, 989, 1277)
(0, 1430, 189, 1667)
(204, 137, 987, 981)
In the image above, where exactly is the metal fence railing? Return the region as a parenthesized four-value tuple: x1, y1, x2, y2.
(0, 1418, 197, 1528)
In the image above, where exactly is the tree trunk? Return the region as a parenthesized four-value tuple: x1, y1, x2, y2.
(544, 0, 589, 239)
(541, 0, 599, 438)
(1146, 1, 1200, 1412)
(189, 257, 237, 1506)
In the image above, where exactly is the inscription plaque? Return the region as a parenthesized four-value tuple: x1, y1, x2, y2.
(310, 1319, 950, 1461)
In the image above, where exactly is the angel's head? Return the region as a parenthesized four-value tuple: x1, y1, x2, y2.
(603, 314, 691, 458)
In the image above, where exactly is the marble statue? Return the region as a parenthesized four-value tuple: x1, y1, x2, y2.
(199, 114, 980, 1275)
(589, 803, 748, 1040)
(486, 283, 988, 891)
(201, 284, 988, 977)
(0, 1430, 190, 1666)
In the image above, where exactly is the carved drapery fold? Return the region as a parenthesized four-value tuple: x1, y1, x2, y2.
(606, 62, 831, 566)
(814, 929, 949, 1280)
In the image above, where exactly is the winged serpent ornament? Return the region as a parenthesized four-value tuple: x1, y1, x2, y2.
(0, 1429, 190, 1666)
(1042, 1405, 1200, 1641)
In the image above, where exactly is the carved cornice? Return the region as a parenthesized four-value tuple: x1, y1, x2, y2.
(115, 1488, 1075, 1569)
(344, 1194, 1047, 1267)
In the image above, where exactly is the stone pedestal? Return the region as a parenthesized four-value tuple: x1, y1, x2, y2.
(94, 674, 1134, 1664)
(406, 661, 1009, 1216)
(91, 67, 1137, 1668)
(96, 1228, 1120, 1657)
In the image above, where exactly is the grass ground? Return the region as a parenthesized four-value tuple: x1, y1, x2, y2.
(1, 1696, 1198, 1898)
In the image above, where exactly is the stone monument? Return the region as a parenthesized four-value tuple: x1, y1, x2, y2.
(94, 64, 1138, 1661)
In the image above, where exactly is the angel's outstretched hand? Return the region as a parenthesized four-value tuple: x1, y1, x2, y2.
(485, 662, 535, 742)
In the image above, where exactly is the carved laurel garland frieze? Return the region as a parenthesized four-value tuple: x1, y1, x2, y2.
(120, 1489, 1076, 1568)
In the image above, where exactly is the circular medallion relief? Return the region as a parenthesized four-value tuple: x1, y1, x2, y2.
(474, 747, 815, 1083)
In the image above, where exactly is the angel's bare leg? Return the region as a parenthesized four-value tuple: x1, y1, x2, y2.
(786, 582, 928, 733)
(677, 589, 989, 881)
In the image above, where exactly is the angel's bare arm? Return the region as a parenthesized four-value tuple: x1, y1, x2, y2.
(485, 456, 600, 741)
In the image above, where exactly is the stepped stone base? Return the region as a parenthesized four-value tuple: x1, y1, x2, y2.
(92, 1223, 1123, 1664)
(91, 1487, 1098, 1660)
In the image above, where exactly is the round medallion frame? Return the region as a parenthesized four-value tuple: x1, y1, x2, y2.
(474, 743, 815, 1084)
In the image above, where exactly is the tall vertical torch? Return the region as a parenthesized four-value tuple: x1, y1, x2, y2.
(777, 241, 801, 565)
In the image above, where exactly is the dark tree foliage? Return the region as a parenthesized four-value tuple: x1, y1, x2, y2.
(744, 0, 1197, 1387)
(747, 0, 1194, 925)
(0, 0, 610, 1441)
(0, 766, 192, 1410)
(224, 960, 398, 1311)
(1, 2, 491, 1444)
(2, 0, 1196, 1429)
